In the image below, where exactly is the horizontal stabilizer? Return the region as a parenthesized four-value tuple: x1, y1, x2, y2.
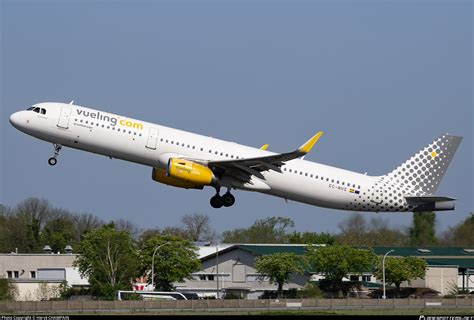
(405, 196, 456, 212)
(405, 196, 457, 204)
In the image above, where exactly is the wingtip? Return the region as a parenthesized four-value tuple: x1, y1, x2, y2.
(298, 131, 323, 154)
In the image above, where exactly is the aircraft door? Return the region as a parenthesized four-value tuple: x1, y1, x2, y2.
(57, 107, 72, 129)
(146, 127, 159, 150)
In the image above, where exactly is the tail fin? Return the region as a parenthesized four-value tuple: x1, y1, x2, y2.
(384, 133, 462, 196)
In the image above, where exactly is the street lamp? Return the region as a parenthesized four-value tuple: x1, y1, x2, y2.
(382, 249, 395, 299)
(151, 242, 170, 290)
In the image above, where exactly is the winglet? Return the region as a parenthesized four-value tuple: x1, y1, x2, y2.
(298, 131, 323, 154)
(260, 144, 269, 151)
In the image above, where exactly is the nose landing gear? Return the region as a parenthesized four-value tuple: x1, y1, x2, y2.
(48, 144, 62, 166)
(210, 188, 236, 208)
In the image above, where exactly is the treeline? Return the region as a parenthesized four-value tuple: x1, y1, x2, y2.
(221, 214, 473, 247)
(0, 197, 472, 254)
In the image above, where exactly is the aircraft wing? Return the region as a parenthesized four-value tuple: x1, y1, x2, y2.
(206, 131, 323, 181)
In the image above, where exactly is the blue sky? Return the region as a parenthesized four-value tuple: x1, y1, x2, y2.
(1, 0, 472, 235)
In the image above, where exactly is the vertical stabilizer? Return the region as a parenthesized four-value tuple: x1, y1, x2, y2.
(384, 133, 462, 196)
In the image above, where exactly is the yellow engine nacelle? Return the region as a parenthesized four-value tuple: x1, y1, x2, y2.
(152, 167, 203, 189)
(167, 158, 215, 185)
(151, 159, 215, 190)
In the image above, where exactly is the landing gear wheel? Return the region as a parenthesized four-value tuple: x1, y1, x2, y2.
(48, 144, 62, 166)
(210, 195, 224, 209)
(222, 193, 235, 207)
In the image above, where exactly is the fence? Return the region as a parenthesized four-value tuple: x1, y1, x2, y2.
(0, 297, 473, 313)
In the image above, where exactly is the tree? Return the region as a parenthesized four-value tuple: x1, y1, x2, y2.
(75, 223, 141, 299)
(337, 214, 408, 246)
(306, 245, 376, 297)
(0, 206, 11, 253)
(222, 217, 295, 243)
(410, 212, 438, 246)
(288, 231, 336, 245)
(442, 213, 474, 246)
(40, 217, 80, 253)
(374, 256, 427, 297)
(15, 198, 53, 242)
(255, 252, 304, 298)
(114, 218, 141, 240)
(0, 278, 18, 300)
(181, 213, 215, 242)
(73, 213, 104, 236)
(140, 234, 200, 291)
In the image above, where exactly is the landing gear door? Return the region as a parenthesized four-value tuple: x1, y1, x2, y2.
(57, 107, 72, 129)
(146, 127, 159, 150)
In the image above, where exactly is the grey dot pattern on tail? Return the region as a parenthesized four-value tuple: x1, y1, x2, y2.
(344, 134, 462, 212)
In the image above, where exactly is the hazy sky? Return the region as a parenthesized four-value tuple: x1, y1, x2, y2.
(1, 0, 472, 235)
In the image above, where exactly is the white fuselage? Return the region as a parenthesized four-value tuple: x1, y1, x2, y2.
(10, 102, 399, 212)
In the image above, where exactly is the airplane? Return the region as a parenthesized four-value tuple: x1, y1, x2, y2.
(9, 102, 462, 212)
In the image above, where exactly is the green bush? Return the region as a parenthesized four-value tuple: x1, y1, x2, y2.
(0, 278, 17, 300)
(297, 283, 323, 299)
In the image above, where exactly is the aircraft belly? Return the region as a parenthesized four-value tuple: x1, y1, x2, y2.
(261, 172, 354, 209)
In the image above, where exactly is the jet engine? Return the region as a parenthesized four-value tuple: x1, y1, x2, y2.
(151, 158, 216, 189)
(152, 167, 203, 189)
(167, 158, 215, 185)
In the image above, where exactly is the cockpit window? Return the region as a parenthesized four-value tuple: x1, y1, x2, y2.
(27, 107, 35, 111)
(33, 107, 40, 113)
(40, 108, 46, 115)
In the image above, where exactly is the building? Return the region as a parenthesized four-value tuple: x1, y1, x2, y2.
(176, 244, 311, 299)
(176, 245, 474, 298)
(370, 247, 474, 295)
(0, 252, 89, 301)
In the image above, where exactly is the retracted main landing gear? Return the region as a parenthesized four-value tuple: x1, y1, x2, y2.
(48, 144, 62, 166)
(210, 188, 236, 209)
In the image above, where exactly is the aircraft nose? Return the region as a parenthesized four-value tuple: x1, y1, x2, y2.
(9, 111, 22, 128)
